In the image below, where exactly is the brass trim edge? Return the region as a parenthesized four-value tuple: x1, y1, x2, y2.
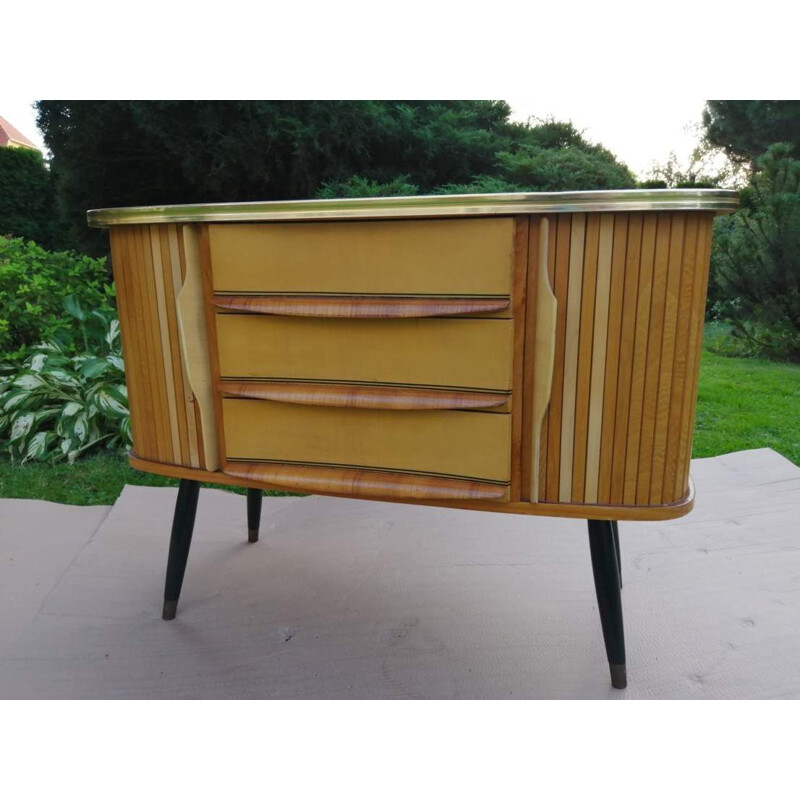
(88, 189, 739, 227)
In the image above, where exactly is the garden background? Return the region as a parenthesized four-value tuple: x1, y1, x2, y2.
(1, 100, 798, 503)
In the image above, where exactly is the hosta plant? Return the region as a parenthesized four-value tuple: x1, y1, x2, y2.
(0, 298, 131, 463)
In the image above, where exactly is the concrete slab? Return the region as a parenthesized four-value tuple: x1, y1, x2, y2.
(1, 448, 799, 699)
(0, 500, 111, 661)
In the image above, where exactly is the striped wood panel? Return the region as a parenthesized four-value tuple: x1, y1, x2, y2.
(533, 211, 715, 508)
(109, 225, 208, 469)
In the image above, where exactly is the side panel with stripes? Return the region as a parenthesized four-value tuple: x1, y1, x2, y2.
(531, 211, 714, 508)
(109, 224, 212, 469)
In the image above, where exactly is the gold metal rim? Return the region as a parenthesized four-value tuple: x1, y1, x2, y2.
(87, 189, 739, 227)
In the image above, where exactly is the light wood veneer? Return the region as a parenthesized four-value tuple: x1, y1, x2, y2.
(213, 295, 511, 318)
(209, 218, 515, 294)
(107, 207, 720, 520)
(214, 315, 514, 391)
(219, 381, 509, 411)
(223, 398, 512, 484)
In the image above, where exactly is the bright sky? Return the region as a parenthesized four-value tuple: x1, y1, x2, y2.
(2, 100, 46, 152)
(508, 98, 707, 178)
(3, 98, 708, 181)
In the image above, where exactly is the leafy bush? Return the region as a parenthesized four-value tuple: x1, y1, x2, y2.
(0, 236, 113, 361)
(0, 298, 130, 463)
(493, 144, 636, 192)
(710, 144, 800, 361)
(432, 175, 526, 194)
(316, 175, 420, 199)
(703, 318, 766, 359)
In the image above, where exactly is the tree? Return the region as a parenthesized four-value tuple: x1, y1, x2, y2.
(644, 122, 748, 189)
(644, 146, 744, 189)
(711, 144, 800, 360)
(703, 101, 800, 169)
(36, 101, 636, 254)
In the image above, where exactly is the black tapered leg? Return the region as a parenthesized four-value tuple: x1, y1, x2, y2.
(587, 519, 626, 689)
(247, 488, 263, 543)
(162, 479, 201, 620)
(611, 520, 622, 589)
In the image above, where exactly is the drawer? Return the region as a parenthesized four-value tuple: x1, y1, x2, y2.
(223, 399, 511, 483)
(208, 218, 515, 295)
(215, 315, 514, 391)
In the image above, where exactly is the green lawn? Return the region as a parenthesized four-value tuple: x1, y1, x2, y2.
(0, 451, 179, 505)
(2, 342, 799, 506)
(693, 349, 800, 465)
(0, 452, 296, 506)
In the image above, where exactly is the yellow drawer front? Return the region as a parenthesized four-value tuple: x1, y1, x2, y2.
(209, 218, 515, 295)
(223, 399, 511, 483)
(215, 315, 514, 391)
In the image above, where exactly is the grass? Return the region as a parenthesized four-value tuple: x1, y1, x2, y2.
(693, 349, 800, 465)
(0, 451, 179, 505)
(2, 330, 800, 506)
(0, 452, 297, 506)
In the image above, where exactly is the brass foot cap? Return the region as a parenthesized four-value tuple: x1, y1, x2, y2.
(610, 664, 627, 690)
(162, 600, 178, 620)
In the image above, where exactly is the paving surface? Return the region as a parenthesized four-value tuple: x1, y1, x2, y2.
(1, 448, 799, 699)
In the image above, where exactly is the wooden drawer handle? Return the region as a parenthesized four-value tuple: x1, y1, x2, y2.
(224, 462, 508, 501)
(175, 226, 219, 470)
(213, 295, 510, 318)
(530, 218, 557, 502)
(219, 381, 508, 411)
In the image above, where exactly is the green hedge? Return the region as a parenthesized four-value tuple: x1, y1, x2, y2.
(0, 147, 64, 250)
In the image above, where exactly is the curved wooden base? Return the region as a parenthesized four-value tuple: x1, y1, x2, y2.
(129, 454, 695, 521)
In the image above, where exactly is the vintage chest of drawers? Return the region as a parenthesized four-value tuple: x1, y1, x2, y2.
(88, 189, 739, 689)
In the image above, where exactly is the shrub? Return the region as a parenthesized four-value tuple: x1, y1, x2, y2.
(494, 145, 637, 192)
(316, 175, 420, 199)
(710, 144, 800, 361)
(0, 236, 113, 361)
(432, 176, 526, 194)
(0, 297, 130, 463)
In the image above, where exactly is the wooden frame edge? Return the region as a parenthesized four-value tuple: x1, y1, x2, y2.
(129, 454, 694, 521)
(510, 216, 530, 502)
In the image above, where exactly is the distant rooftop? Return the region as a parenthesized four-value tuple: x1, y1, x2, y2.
(0, 116, 40, 150)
